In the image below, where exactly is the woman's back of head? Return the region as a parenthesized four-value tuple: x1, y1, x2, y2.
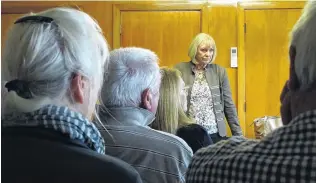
(151, 67, 193, 134)
(2, 7, 109, 118)
(1, 7, 144, 183)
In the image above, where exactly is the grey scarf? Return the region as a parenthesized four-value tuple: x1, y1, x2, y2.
(2, 105, 105, 154)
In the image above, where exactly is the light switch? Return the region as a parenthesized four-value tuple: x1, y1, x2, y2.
(231, 47, 238, 68)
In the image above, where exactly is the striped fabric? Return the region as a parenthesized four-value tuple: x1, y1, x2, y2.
(2, 105, 105, 154)
(98, 107, 193, 183)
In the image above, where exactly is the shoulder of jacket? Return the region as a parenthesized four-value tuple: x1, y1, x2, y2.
(211, 64, 226, 74)
(174, 62, 191, 72)
(152, 129, 193, 155)
(175, 62, 190, 67)
(211, 63, 224, 70)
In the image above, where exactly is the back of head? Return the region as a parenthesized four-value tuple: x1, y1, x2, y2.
(281, 1, 316, 124)
(176, 124, 212, 153)
(101, 47, 160, 108)
(2, 7, 109, 116)
(152, 67, 192, 134)
(290, 1, 316, 89)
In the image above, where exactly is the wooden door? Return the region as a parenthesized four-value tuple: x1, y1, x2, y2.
(244, 9, 302, 138)
(2, 14, 23, 50)
(2, 13, 24, 73)
(120, 11, 201, 67)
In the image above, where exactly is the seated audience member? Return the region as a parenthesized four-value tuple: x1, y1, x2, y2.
(98, 48, 193, 183)
(150, 67, 212, 153)
(150, 67, 193, 134)
(176, 124, 213, 153)
(186, 1, 316, 182)
(2, 8, 142, 183)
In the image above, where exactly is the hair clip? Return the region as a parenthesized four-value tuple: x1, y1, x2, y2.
(5, 79, 33, 99)
(14, 15, 54, 24)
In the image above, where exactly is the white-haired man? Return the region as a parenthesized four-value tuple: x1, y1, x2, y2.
(98, 47, 193, 183)
(186, 1, 316, 183)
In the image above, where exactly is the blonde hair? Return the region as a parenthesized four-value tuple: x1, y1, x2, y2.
(151, 67, 193, 134)
(188, 33, 217, 64)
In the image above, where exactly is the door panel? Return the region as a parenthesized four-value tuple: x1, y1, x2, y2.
(2, 14, 23, 49)
(245, 9, 302, 138)
(121, 11, 201, 67)
(2, 14, 24, 72)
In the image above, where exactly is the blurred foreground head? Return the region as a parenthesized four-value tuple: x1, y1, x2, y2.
(2, 7, 109, 120)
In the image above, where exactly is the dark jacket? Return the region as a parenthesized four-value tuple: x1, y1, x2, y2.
(174, 62, 242, 136)
(176, 124, 213, 153)
(2, 127, 143, 183)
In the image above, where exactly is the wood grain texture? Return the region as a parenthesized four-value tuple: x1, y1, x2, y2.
(244, 9, 302, 138)
(237, 4, 246, 136)
(207, 3, 241, 136)
(238, 1, 305, 9)
(208, 4, 237, 68)
(120, 11, 201, 67)
(1, 14, 22, 49)
(112, 2, 204, 11)
(82, 2, 113, 48)
(1, 1, 88, 13)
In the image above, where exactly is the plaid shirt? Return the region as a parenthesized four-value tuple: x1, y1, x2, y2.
(186, 110, 316, 183)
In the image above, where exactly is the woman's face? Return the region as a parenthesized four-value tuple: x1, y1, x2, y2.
(195, 42, 214, 66)
(179, 78, 188, 112)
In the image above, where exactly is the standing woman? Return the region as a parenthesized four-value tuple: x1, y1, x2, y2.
(174, 33, 242, 143)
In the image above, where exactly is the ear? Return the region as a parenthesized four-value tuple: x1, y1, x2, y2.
(71, 74, 85, 104)
(140, 88, 152, 110)
(280, 81, 289, 103)
(288, 45, 300, 91)
(280, 92, 292, 125)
